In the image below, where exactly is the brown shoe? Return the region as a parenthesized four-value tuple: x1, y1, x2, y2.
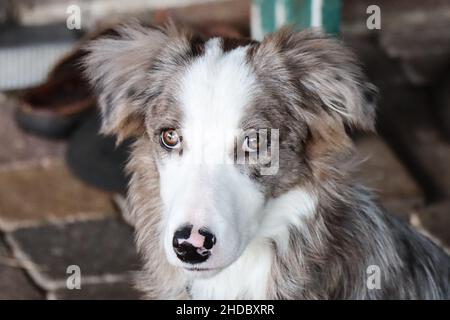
(15, 25, 118, 139)
(16, 73, 95, 138)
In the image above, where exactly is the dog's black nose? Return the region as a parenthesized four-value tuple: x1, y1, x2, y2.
(199, 228, 216, 250)
(172, 225, 216, 264)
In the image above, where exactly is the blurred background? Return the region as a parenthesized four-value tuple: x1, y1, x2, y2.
(0, 0, 449, 299)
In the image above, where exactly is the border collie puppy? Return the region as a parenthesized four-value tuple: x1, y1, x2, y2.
(84, 23, 450, 299)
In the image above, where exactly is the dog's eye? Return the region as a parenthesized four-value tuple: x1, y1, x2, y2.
(160, 129, 181, 150)
(243, 136, 258, 153)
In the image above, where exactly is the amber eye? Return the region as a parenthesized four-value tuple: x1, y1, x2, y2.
(160, 129, 181, 150)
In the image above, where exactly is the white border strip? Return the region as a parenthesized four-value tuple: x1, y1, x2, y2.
(275, 0, 287, 28)
(250, 1, 264, 41)
(311, 0, 323, 28)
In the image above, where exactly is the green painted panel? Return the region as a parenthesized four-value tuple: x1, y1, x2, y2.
(286, 0, 311, 31)
(252, 0, 341, 37)
(258, 0, 276, 35)
(322, 0, 341, 36)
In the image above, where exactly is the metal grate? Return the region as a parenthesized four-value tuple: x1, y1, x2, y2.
(0, 42, 75, 90)
(0, 24, 78, 90)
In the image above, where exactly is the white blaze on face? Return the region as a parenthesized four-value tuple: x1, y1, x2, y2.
(157, 38, 266, 271)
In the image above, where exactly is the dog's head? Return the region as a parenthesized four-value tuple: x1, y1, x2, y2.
(84, 24, 377, 277)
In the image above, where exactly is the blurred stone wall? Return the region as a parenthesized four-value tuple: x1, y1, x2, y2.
(342, 0, 450, 85)
(0, 0, 246, 29)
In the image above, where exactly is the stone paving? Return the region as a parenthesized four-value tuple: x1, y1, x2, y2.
(0, 93, 141, 299)
(0, 0, 450, 299)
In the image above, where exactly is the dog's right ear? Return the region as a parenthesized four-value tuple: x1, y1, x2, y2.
(253, 28, 378, 133)
(83, 24, 173, 142)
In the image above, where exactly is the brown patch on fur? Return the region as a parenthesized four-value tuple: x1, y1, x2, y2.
(189, 34, 206, 56)
(305, 114, 354, 182)
(221, 37, 257, 52)
(116, 113, 146, 144)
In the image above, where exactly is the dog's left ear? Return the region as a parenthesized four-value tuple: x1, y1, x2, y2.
(253, 27, 378, 132)
(83, 23, 181, 143)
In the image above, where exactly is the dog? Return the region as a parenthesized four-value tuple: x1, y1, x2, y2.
(84, 23, 450, 299)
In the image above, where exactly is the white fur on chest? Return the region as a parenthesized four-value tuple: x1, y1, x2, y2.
(189, 239, 273, 299)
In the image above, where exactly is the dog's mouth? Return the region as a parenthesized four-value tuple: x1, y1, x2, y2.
(182, 266, 222, 277)
(184, 267, 213, 272)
